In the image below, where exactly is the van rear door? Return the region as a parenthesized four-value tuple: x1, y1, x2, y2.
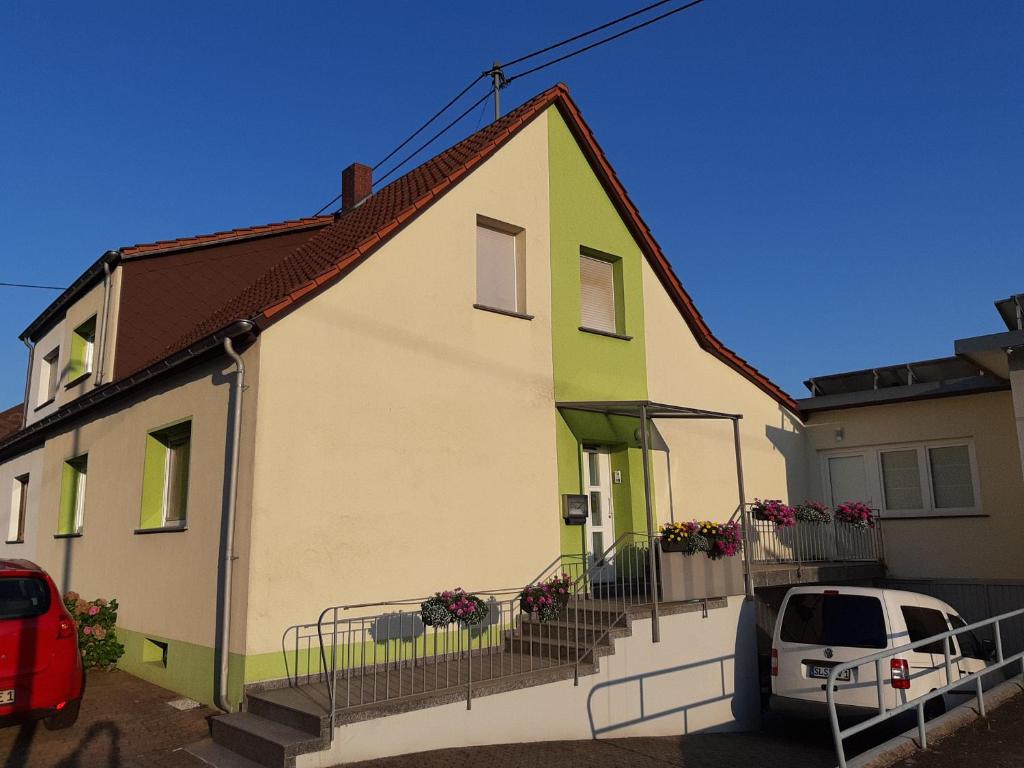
(775, 591, 891, 710)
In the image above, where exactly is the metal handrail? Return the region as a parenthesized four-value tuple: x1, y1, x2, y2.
(309, 529, 657, 740)
(740, 504, 885, 567)
(827, 606, 1024, 768)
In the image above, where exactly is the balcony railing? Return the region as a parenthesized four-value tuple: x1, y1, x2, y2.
(742, 506, 884, 566)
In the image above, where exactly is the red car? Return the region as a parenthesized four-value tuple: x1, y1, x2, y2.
(0, 560, 84, 729)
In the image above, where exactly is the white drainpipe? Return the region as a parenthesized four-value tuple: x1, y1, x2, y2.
(217, 326, 252, 712)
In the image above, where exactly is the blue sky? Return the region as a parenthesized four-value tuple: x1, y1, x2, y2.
(1, 1, 1021, 406)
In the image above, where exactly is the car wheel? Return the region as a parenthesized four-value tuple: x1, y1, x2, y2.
(43, 698, 81, 731)
(923, 695, 946, 721)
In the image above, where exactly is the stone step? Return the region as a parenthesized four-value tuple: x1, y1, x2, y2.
(503, 633, 616, 662)
(211, 711, 325, 768)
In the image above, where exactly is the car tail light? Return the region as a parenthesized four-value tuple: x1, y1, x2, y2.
(890, 658, 910, 689)
(54, 701, 66, 711)
(771, 648, 779, 677)
(57, 618, 75, 639)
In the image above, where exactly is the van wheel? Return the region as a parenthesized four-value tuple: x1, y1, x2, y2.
(43, 699, 81, 731)
(924, 695, 945, 721)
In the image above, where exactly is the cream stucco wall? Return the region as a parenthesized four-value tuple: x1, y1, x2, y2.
(246, 113, 558, 655)
(805, 391, 1024, 580)
(15, 349, 259, 657)
(641, 263, 807, 523)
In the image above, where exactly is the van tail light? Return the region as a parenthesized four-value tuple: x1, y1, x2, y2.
(54, 700, 67, 711)
(57, 618, 76, 639)
(890, 658, 910, 689)
(771, 648, 779, 677)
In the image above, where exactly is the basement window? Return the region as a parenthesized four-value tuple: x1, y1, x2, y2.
(143, 638, 169, 667)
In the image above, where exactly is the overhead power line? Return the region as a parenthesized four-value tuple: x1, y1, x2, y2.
(312, 0, 710, 215)
(0, 281, 65, 291)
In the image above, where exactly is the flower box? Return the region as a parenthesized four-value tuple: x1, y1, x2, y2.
(659, 548, 745, 601)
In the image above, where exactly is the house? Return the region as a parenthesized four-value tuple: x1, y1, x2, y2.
(0, 84, 820, 763)
(798, 293, 1024, 581)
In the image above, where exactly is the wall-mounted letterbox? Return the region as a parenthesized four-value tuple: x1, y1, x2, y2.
(562, 494, 589, 525)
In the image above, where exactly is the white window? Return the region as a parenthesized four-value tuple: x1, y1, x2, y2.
(162, 425, 191, 526)
(8, 474, 28, 543)
(579, 253, 618, 335)
(475, 218, 525, 314)
(821, 440, 980, 518)
(38, 347, 59, 405)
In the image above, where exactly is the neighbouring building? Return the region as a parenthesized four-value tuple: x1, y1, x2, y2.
(798, 293, 1024, 581)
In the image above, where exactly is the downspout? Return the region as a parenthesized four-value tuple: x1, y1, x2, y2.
(19, 338, 34, 428)
(217, 323, 253, 713)
(94, 252, 118, 385)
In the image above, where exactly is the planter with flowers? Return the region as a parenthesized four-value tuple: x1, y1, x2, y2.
(519, 574, 572, 623)
(750, 499, 796, 527)
(658, 520, 744, 601)
(793, 501, 835, 561)
(420, 588, 490, 628)
(835, 501, 875, 529)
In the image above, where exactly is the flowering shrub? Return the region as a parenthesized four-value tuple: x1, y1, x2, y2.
(420, 588, 490, 627)
(835, 501, 875, 529)
(795, 500, 833, 524)
(63, 592, 125, 669)
(659, 520, 742, 560)
(751, 499, 796, 527)
(519, 573, 572, 623)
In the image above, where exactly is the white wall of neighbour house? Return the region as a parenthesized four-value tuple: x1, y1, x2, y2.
(641, 264, 808, 525)
(246, 112, 557, 658)
(0, 447, 44, 558)
(299, 600, 760, 766)
(24, 271, 122, 427)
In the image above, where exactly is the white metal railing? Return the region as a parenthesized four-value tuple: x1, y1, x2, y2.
(827, 607, 1024, 768)
(742, 506, 884, 566)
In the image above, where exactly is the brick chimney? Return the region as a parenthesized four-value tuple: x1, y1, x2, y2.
(341, 163, 372, 211)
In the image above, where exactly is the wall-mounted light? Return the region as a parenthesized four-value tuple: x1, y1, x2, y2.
(835, 427, 845, 443)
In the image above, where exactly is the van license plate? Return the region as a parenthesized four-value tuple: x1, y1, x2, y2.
(0, 690, 14, 705)
(809, 666, 850, 681)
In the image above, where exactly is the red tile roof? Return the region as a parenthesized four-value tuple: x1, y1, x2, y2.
(0, 404, 23, 441)
(120, 215, 332, 257)
(133, 84, 797, 411)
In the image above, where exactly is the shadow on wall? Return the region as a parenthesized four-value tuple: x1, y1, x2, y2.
(765, 407, 808, 504)
(586, 601, 759, 737)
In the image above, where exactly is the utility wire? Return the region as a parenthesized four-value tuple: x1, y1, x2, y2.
(0, 281, 65, 291)
(506, 0, 708, 84)
(501, 0, 678, 69)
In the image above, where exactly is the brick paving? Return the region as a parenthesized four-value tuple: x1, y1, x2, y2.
(0, 669, 212, 768)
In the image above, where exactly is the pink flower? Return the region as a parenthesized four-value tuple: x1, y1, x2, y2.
(83, 626, 92, 635)
(88, 605, 100, 616)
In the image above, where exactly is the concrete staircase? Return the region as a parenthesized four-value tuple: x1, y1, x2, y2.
(209, 602, 638, 768)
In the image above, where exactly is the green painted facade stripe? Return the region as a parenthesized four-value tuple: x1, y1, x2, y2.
(548, 106, 657, 560)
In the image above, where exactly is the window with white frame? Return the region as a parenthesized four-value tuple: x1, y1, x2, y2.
(821, 440, 980, 518)
(579, 249, 624, 336)
(38, 347, 59, 406)
(475, 217, 525, 315)
(8, 474, 28, 543)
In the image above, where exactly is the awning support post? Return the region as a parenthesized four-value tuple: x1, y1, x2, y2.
(640, 404, 660, 642)
(732, 417, 754, 601)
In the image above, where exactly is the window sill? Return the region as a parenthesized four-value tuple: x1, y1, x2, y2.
(64, 372, 92, 389)
(880, 510, 986, 520)
(33, 398, 55, 412)
(473, 304, 534, 321)
(579, 326, 633, 341)
(134, 525, 188, 535)
(53, 532, 83, 539)
(4, 539, 23, 545)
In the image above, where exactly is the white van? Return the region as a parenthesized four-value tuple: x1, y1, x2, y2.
(770, 586, 991, 719)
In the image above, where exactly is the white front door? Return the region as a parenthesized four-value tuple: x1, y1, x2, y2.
(826, 454, 871, 507)
(583, 449, 615, 582)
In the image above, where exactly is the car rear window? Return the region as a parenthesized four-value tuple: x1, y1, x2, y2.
(0, 577, 51, 620)
(901, 606, 950, 654)
(780, 593, 887, 649)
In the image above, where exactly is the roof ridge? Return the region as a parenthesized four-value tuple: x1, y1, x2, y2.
(121, 214, 333, 257)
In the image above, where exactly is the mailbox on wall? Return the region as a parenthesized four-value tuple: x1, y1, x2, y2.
(562, 494, 589, 525)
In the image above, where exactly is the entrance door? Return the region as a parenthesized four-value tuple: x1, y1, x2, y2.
(583, 449, 615, 582)
(826, 454, 870, 507)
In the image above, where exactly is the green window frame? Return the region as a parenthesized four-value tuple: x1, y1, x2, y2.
(140, 421, 192, 530)
(68, 316, 97, 383)
(58, 455, 88, 534)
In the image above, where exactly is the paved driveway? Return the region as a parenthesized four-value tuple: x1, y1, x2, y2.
(0, 669, 212, 768)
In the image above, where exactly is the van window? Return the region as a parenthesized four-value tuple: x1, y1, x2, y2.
(0, 577, 51, 620)
(780, 593, 887, 649)
(900, 606, 950, 653)
(948, 614, 987, 660)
